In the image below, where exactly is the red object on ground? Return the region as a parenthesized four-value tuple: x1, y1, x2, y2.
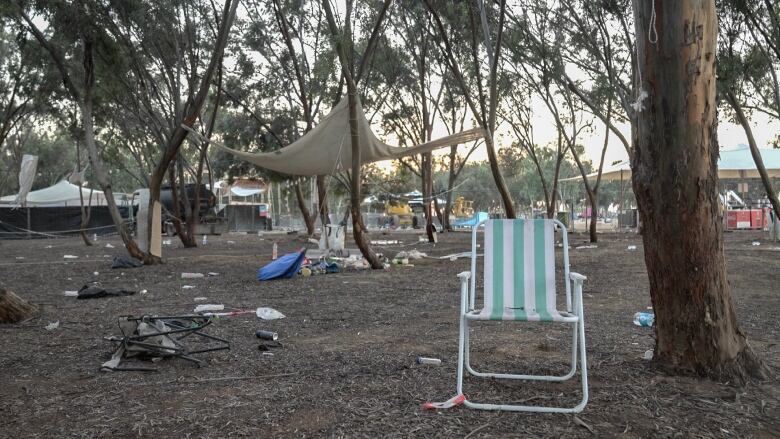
(726, 209, 765, 230)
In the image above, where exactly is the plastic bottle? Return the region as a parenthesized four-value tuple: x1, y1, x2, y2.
(272, 242, 278, 260)
(202, 235, 208, 245)
(416, 357, 442, 365)
(633, 312, 655, 327)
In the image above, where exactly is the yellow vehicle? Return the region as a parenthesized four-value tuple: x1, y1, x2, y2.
(451, 196, 474, 219)
(384, 201, 414, 227)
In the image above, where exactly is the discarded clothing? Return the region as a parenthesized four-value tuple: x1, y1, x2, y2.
(77, 285, 136, 299)
(258, 249, 306, 281)
(111, 256, 143, 269)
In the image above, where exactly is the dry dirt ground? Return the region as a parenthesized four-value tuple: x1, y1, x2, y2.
(0, 229, 778, 438)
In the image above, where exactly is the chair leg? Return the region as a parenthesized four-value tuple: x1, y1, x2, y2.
(456, 313, 467, 396)
(574, 305, 589, 412)
(465, 321, 579, 382)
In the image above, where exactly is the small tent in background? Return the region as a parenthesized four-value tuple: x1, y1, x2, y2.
(0, 180, 134, 239)
(0, 180, 121, 207)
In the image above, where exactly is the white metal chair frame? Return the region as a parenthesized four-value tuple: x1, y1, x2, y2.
(455, 218, 588, 413)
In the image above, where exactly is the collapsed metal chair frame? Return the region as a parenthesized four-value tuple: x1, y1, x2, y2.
(102, 315, 230, 371)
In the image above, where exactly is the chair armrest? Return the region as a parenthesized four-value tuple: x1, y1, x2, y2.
(569, 272, 587, 283)
(457, 271, 471, 282)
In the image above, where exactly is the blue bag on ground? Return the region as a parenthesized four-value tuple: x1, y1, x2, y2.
(258, 249, 306, 281)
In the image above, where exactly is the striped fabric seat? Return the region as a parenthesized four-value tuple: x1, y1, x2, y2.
(466, 219, 577, 323)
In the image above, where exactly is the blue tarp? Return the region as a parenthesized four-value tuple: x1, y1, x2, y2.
(453, 211, 490, 228)
(258, 249, 306, 281)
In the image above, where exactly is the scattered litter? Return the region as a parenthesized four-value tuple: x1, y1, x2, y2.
(627, 245, 637, 250)
(207, 272, 219, 277)
(633, 311, 655, 327)
(45, 321, 60, 330)
(371, 240, 399, 245)
(182, 285, 196, 289)
(202, 235, 208, 245)
(575, 245, 598, 249)
(308, 238, 319, 245)
(103, 255, 110, 258)
(407, 249, 427, 259)
(255, 330, 278, 341)
(301, 267, 312, 276)
(416, 357, 442, 365)
(422, 394, 466, 410)
(262, 352, 274, 356)
(101, 315, 229, 372)
(418, 235, 427, 242)
(77, 285, 136, 300)
(227, 240, 235, 244)
(256, 307, 285, 320)
(63, 290, 79, 297)
(140, 289, 148, 295)
(163, 239, 172, 245)
(112, 256, 142, 269)
(439, 252, 478, 261)
(63, 255, 78, 259)
(181, 272, 205, 279)
(193, 297, 208, 301)
(751, 241, 761, 246)
(93, 271, 99, 276)
(643, 350, 654, 360)
(573, 415, 595, 434)
(15, 256, 25, 260)
(194, 304, 224, 313)
(45, 245, 52, 249)
(105, 243, 115, 249)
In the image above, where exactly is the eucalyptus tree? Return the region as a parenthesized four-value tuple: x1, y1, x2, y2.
(424, 0, 516, 218)
(322, 0, 392, 269)
(632, 0, 768, 381)
(9, 0, 238, 262)
(239, 0, 341, 235)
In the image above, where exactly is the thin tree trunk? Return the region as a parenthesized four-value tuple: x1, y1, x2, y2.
(317, 175, 330, 226)
(321, 0, 385, 269)
(144, 0, 238, 260)
(725, 90, 780, 227)
(76, 140, 94, 246)
(294, 180, 316, 235)
(632, 0, 767, 381)
(81, 38, 147, 261)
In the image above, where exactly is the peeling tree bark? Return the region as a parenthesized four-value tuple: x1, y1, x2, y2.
(631, 0, 768, 381)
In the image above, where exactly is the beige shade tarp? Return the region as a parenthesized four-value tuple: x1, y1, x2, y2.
(561, 145, 780, 183)
(211, 97, 485, 176)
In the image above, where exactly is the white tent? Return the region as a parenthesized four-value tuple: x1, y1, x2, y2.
(0, 180, 119, 207)
(561, 145, 780, 182)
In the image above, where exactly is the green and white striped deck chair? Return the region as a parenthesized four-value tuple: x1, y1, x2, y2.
(441, 219, 588, 413)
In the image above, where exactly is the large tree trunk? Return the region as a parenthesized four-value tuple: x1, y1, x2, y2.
(632, 0, 767, 381)
(0, 287, 38, 324)
(725, 90, 780, 231)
